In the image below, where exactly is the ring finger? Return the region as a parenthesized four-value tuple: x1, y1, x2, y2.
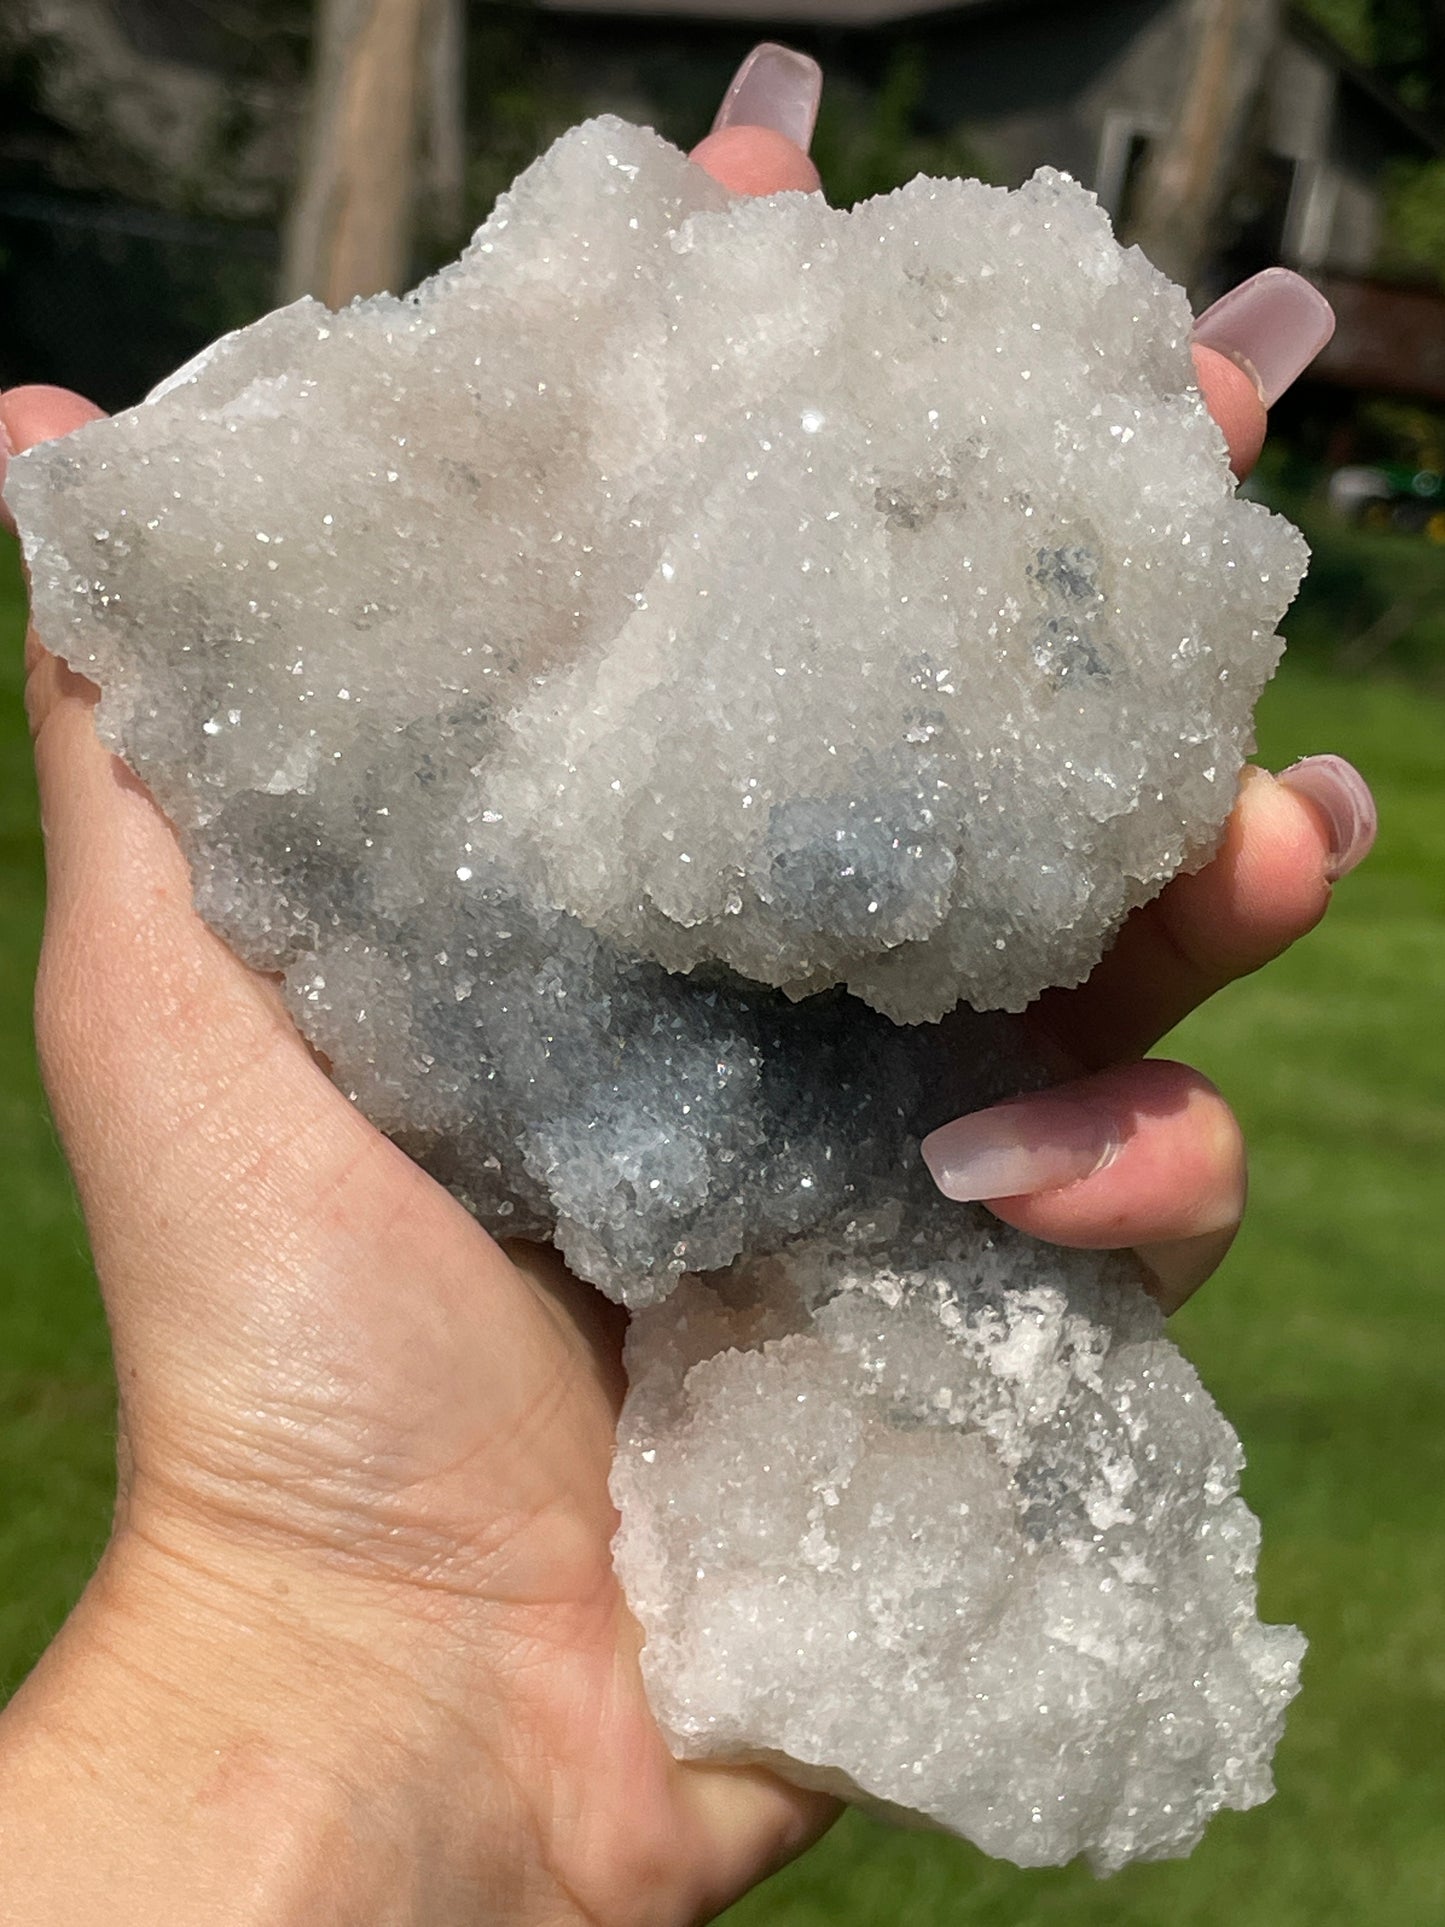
(922, 1058, 1247, 1313)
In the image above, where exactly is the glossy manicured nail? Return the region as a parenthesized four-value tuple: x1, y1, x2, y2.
(1192, 269, 1335, 407)
(712, 43, 822, 150)
(1277, 754, 1377, 881)
(921, 1098, 1120, 1204)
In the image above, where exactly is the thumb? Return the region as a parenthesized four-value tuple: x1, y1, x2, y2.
(7, 390, 387, 1382)
(5, 387, 318, 1182)
(1, 385, 106, 537)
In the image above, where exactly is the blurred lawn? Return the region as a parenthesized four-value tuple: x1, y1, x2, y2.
(2, 521, 1443, 1921)
(0, 535, 115, 1694)
(1256, 460, 1445, 690)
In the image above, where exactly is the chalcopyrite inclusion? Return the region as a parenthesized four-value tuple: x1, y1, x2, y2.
(8, 116, 1308, 1869)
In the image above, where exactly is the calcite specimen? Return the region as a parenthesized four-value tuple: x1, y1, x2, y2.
(7, 116, 1308, 1869)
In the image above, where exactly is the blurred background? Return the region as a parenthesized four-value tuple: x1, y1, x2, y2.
(2, 2, 1443, 1922)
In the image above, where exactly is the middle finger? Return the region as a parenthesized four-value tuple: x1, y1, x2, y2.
(1031, 759, 1375, 1072)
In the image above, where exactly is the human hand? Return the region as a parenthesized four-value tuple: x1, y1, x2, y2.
(0, 44, 1374, 1927)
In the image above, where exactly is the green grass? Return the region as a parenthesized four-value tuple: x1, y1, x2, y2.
(2, 525, 1444, 1920)
(0, 535, 114, 1697)
(1253, 459, 1445, 689)
(723, 657, 1445, 1926)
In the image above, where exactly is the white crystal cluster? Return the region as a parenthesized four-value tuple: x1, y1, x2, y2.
(615, 1203, 1304, 1871)
(7, 116, 1307, 1869)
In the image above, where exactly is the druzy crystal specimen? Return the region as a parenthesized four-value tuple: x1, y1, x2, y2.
(615, 1202, 1303, 1871)
(8, 116, 1308, 1868)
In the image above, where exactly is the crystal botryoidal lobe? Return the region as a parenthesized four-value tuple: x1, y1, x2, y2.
(6, 116, 1308, 1867)
(614, 1207, 1304, 1872)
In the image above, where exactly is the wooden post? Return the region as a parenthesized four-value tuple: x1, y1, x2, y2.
(421, 0, 467, 245)
(1127, 0, 1282, 293)
(280, 0, 431, 307)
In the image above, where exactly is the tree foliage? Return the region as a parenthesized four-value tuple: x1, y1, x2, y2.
(1299, 1, 1445, 284)
(1298, 0, 1445, 121)
(1381, 155, 1445, 285)
(809, 46, 992, 210)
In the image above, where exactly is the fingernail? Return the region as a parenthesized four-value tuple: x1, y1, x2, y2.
(1192, 269, 1335, 408)
(921, 1098, 1120, 1204)
(712, 42, 822, 149)
(1276, 754, 1377, 881)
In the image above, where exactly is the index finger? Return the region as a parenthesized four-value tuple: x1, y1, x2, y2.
(1192, 267, 1335, 477)
(689, 42, 823, 196)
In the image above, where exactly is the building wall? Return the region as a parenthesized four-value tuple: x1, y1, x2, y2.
(907, 0, 1177, 189)
(900, 0, 1394, 278)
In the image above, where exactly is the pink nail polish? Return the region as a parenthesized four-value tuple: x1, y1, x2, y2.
(1277, 754, 1377, 882)
(712, 43, 822, 150)
(921, 1098, 1120, 1205)
(1192, 269, 1336, 408)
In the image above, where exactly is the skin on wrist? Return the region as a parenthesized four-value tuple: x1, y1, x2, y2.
(0, 1527, 530, 1927)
